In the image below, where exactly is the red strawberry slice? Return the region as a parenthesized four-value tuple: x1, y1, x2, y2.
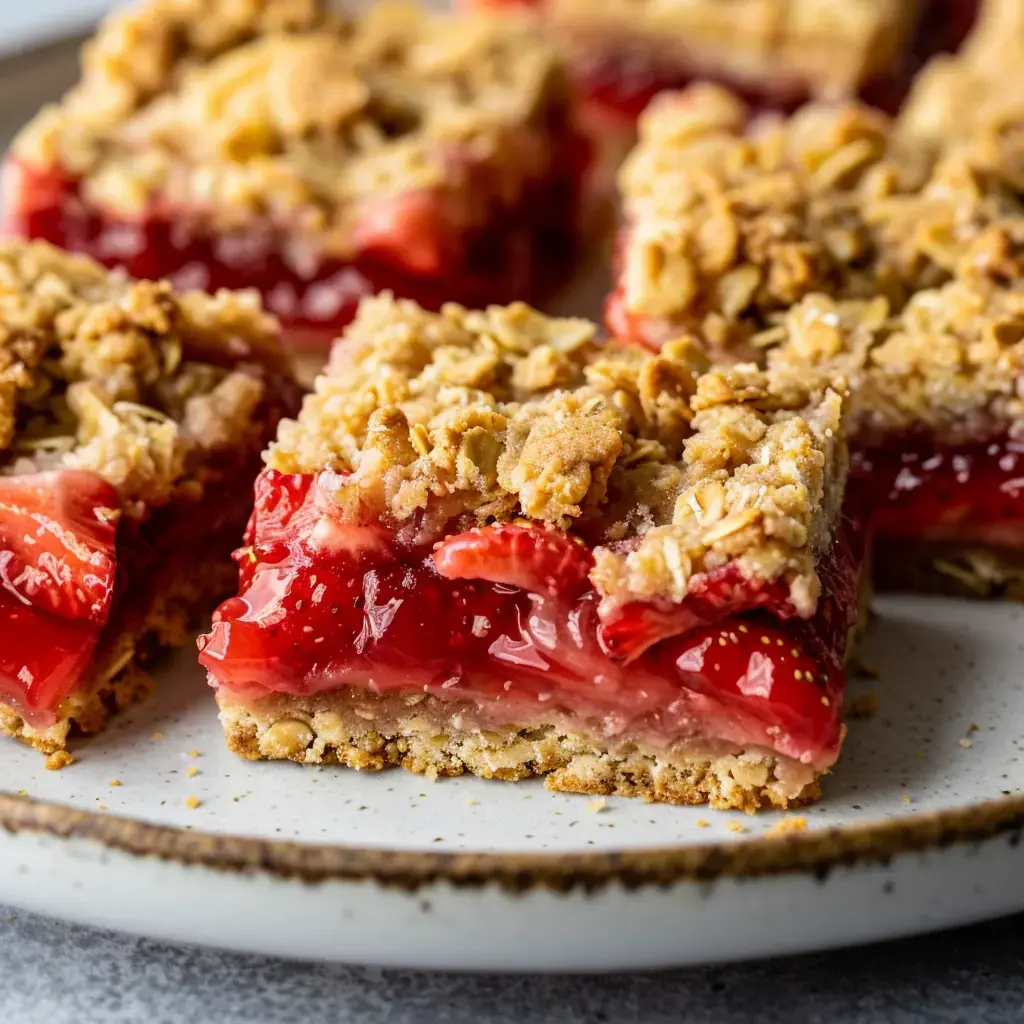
(662, 616, 842, 752)
(0, 470, 120, 625)
(244, 469, 317, 546)
(0, 590, 101, 713)
(432, 523, 594, 598)
(598, 564, 796, 663)
(351, 191, 447, 277)
(598, 601, 707, 663)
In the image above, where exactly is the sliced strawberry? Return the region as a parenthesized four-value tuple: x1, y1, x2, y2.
(598, 601, 706, 663)
(0, 590, 100, 714)
(658, 614, 843, 756)
(432, 523, 594, 599)
(598, 565, 797, 662)
(243, 468, 317, 547)
(350, 191, 447, 277)
(0, 469, 120, 625)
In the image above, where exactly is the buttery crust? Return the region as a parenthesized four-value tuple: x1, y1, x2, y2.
(267, 295, 848, 615)
(12, 0, 569, 257)
(615, 85, 1024, 355)
(543, 0, 919, 98)
(217, 690, 823, 812)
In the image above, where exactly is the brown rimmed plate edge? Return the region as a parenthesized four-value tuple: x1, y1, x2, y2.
(0, 790, 1022, 893)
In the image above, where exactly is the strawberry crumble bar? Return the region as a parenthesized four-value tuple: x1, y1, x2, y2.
(2, 0, 588, 351)
(0, 240, 295, 757)
(469, 0, 974, 130)
(199, 296, 868, 810)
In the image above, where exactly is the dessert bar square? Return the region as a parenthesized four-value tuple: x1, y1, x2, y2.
(2, 0, 588, 351)
(471, 0, 945, 129)
(199, 295, 868, 811)
(0, 240, 295, 760)
(607, 84, 1023, 356)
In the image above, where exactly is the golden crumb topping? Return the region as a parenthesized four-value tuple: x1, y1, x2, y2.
(13, 0, 568, 255)
(617, 87, 930, 353)
(268, 295, 847, 614)
(764, 279, 1024, 446)
(545, 0, 917, 96)
(617, 84, 1024, 356)
(0, 240, 287, 511)
(900, 0, 1024, 144)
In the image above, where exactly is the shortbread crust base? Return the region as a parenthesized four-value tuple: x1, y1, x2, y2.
(217, 690, 826, 812)
(874, 540, 1024, 601)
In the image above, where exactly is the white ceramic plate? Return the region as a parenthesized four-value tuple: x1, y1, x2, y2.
(2, 21, 1024, 975)
(2, 597, 1024, 970)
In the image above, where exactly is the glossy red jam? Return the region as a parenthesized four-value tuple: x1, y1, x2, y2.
(0, 470, 120, 719)
(854, 435, 1024, 547)
(1, 137, 588, 350)
(199, 470, 868, 766)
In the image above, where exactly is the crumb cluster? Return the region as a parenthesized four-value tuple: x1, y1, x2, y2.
(765, 282, 1024, 445)
(268, 294, 847, 613)
(900, 0, 1024, 143)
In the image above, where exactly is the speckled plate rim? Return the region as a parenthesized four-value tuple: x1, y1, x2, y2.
(2, 789, 1023, 893)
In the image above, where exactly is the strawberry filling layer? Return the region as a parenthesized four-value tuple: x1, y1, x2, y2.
(0, 470, 120, 719)
(199, 469, 868, 767)
(854, 434, 1024, 548)
(1, 134, 588, 350)
(0, 412, 290, 724)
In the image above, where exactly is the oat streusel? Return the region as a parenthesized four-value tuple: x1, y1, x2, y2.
(507, 0, 921, 99)
(612, 84, 1024, 355)
(765, 279, 1024, 447)
(0, 240, 287, 511)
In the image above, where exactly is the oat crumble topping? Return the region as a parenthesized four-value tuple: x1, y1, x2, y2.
(268, 294, 847, 615)
(0, 240, 286, 511)
(617, 85, 1024, 355)
(765, 278, 1024, 446)
(13, 0, 568, 255)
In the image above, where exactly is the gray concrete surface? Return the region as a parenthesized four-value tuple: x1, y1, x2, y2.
(1, 907, 1022, 1023)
